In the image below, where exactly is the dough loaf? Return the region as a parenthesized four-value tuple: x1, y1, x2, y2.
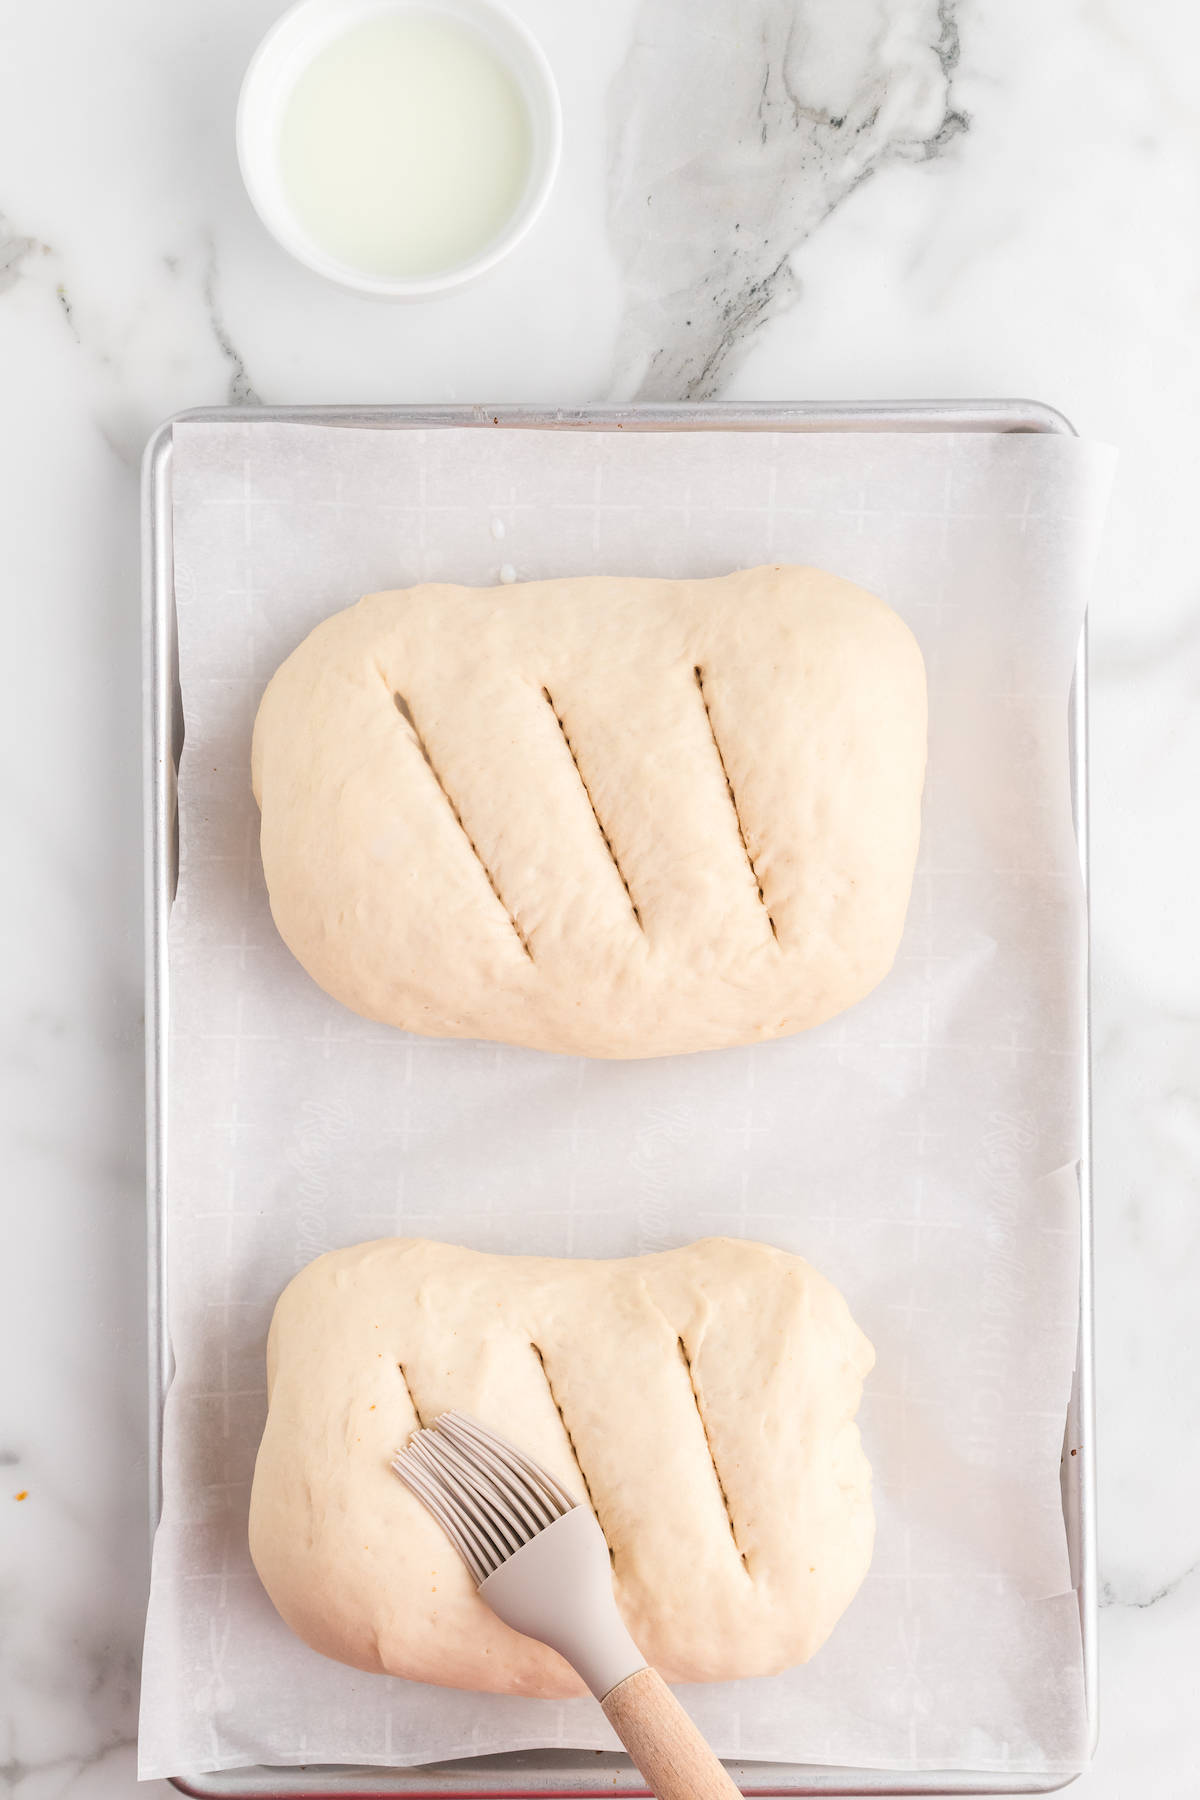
(251, 566, 927, 1058)
(248, 1237, 875, 1695)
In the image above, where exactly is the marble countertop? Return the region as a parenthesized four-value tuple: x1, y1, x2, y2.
(1, 0, 1195, 1794)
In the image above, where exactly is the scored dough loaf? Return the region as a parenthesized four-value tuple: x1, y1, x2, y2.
(248, 1236, 876, 1695)
(251, 565, 927, 1058)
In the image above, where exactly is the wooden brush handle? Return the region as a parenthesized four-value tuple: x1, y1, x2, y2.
(601, 1666, 742, 1799)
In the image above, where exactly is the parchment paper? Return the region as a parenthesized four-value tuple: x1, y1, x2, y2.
(138, 420, 1115, 1779)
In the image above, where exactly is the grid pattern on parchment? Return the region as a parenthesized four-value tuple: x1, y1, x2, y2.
(139, 423, 1112, 1781)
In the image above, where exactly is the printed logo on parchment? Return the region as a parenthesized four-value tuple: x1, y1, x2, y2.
(633, 1104, 694, 1255)
(962, 1109, 1039, 1467)
(288, 1097, 352, 1267)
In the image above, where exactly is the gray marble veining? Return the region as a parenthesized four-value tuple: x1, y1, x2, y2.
(0, 214, 44, 294)
(201, 237, 261, 406)
(607, 0, 967, 399)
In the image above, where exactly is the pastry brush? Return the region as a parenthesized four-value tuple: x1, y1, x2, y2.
(393, 1410, 742, 1800)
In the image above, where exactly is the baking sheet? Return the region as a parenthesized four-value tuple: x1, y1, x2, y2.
(138, 418, 1114, 1782)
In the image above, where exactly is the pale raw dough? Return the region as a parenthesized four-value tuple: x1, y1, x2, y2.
(248, 1237, 876, 1695)
(251, 566, 927, 1058)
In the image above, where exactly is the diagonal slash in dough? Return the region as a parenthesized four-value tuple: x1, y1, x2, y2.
(386, 680, 534, 960)
(694, 665, 778, 943)
(396, 1362, 426, 1429)
(531, 1342, 615, 1564)
(542, 687, 644, 931)
(677, 1336, 750, 1572)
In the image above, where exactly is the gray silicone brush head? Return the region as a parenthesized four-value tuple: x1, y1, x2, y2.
(392, 1409, 646, 1699)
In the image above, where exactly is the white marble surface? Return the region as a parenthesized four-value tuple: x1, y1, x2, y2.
(0, 0, 1195, 1794)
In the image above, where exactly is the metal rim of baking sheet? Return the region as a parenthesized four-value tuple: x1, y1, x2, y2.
(142, 399, 1097, 1799)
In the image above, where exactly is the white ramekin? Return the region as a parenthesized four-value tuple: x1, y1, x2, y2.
(236, 0, 562, 299)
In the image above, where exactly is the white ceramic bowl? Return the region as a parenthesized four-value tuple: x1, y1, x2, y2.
(237, 0, 562, 298)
